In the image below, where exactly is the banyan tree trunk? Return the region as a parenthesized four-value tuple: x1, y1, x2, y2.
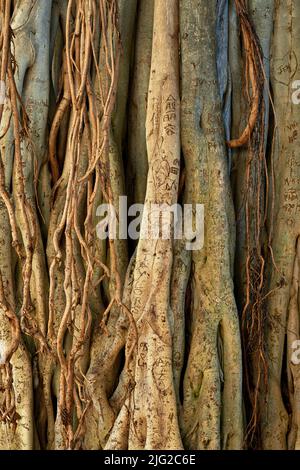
(0, 0, 299, 451)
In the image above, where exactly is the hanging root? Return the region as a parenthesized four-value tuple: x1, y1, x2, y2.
(227, 0, 264, 149)
(226, 0, 275, 449)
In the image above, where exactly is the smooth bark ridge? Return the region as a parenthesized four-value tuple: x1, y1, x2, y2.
(0, 0, 299, 451)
